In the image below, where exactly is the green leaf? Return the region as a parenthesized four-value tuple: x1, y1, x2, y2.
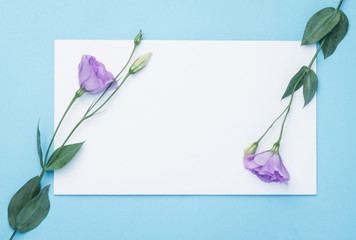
(15, 185, 50, 233)
(302, 7, 341, 45)
(37, 122, 43, 168)
(8, 177, 40, 229)
(303, 69, 318, 107)
(45, 142, 84, 171)
(321, 11, 349, 59)
(282, 66, 308, 99)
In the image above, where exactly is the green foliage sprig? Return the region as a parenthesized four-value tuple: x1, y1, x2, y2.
(286, 0, 349, 105)
(243, 0, 349, 183)
(7, 31, 151, 239)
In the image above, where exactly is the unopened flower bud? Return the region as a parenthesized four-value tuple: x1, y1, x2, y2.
(76, 88, 85, 97)
(134, 30, 142, 46)
(243, 142, 258, 159)
(129, 52, 152, 74)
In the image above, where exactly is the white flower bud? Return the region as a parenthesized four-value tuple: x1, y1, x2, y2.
(129, 52, 152, 74)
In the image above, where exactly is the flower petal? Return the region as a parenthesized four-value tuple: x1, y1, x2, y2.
(256, 172, 273, 183)
(78, 55, 93, 85)
(243, 157, 260, 170)
(272, 154, 290, 179)
(259, 158, 275, 175)
(254, 151, 273, 166)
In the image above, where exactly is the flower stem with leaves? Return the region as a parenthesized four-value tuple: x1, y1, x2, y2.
(243, 0, 349, 183)
(7, 31, 151, 239)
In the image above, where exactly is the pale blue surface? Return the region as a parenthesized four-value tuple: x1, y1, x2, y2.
(1, 0, 355, 239)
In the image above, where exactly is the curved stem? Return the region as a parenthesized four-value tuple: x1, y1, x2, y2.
(9, 229, 17, 240)
(44, 93, 79, 165)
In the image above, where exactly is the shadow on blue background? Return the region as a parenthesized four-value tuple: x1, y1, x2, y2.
(0, 0, 355, 239)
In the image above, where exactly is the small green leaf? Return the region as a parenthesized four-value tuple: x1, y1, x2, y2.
(302, 7, 341, 45)
(37, 122, 43, 168)
(322, 11, 349, 59)
(8, 177, 40, 229)
(282, 66, 308, 99)
(45, 142, 84, 171)
(303, 69, 318, 107)
(15, 185, 50, 233)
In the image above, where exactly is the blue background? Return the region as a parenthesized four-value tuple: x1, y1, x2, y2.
(1, 0, 355, 239)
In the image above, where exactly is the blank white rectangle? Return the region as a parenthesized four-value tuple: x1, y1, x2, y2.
(54, 40, 316, 195)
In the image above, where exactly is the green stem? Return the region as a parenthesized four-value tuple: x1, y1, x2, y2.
(86, 73, 131, 118)
(45, 44, 137, 166)
(116, 45, 137, 80)
(58, 73, 131, 150)
(255, 39, 326, 144)
(59, 70, 133, 150)
(46, 42, 137, 166)
(9, 229, 17, 240)
(308, 38, 326, 69)
(28, 168, 46, 200)
(256, 106, 288, 143)
(86, 45, 137, 114)
(68, 44, 137, 142)
(275, 39, 326, 145)
(44, 91, 81, 165)
(38, 168, 46, 184)
(336, 0, 344, 11)
(61, 118, 85, 147)
(275, 88, 295, 145)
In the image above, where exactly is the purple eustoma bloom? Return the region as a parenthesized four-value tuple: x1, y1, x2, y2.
(243, 151, 290, 184)
(78, 55, 117, 93)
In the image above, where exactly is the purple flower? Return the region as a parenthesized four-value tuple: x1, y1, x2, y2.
(243, 151, 290, 183)
(78, 55, 117, 93)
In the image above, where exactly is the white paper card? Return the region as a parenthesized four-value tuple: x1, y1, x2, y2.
(54, 40, 316, 195)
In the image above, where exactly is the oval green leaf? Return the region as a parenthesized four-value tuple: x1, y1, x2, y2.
(322, 11, 349, 59)
(15, 185, 50, 233)
(303, 69, 318, 107)
(302, 7, 340, 45)
(45, 142, 85, 171)
(8, 177, 40, 229)
(282, 66, 308, 99)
